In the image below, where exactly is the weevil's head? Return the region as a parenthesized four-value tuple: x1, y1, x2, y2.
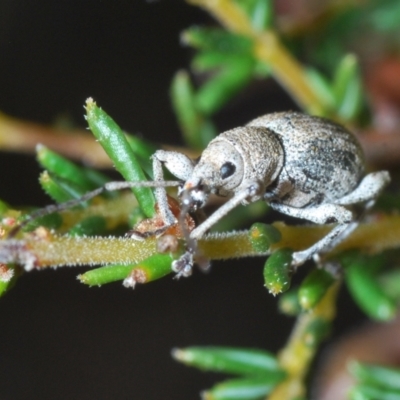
(179, 140, 244, 211)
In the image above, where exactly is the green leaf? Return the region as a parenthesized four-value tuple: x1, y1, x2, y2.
(333, 54, 365, 122)
(23, 212, 63, 232)
(203, 375, 284, 400)
(264, 248, 293, 295)
(298, 268, 336, 311)
(125, 133, 157, 178)
(342, 253, 396, 321)
(248, 223, 281, 253)
(278, 287, 302, 316)
(303, 318, 331, 348)
(305, 68, 336, 113)
(250, 0, 274, 31)
(39, 171, 87, 204)
(172, 347, 283, 376)
(69, 216, 108, 237)
(379, 268, 400, 301)
(36, 144, 102, 192)
(198, 118, 218, 148)
(85, 98, 155, 218)
(182, 27, 253, 54)
(193, 51, 234, 72)
(369, 0, 400, 32)
(350, 383, 400, 400)
(194, 57, 255, 115)
(232, 0, 274, 31)
(350, 361, 400, 391)
(170, 70, 205, 149)
(78, 253, 174, 286)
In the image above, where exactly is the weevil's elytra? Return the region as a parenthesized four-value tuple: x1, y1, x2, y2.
(248, 112, 365, 207)
(150, 111, 390, 277)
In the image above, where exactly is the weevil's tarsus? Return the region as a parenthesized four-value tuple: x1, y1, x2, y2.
(172, 250, 194, 278)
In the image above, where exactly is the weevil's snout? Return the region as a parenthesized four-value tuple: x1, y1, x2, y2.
(180, 177, 210, 211)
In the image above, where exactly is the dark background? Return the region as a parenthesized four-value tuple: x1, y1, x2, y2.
(0, 1, 363, 399)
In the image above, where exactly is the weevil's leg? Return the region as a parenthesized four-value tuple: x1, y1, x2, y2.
(269, 202, 354, 267)
(319, 198, 376, 257)
(270, 202, 353, 225)
(152, 150, 196, 227)
(190, 181, 262, 240)
(292, 223, 352, 267)
(336, 171, 390, 206)
(172, 181, 262, 278)
(316, 171, 390, 256)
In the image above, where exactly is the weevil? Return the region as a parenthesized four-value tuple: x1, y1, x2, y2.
(146, 111, 390, 276)
(11, 111, 390, 278)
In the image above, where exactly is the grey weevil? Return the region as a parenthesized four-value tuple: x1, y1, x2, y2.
(147, 111, 390, 277)
(10, 111, 390, 278)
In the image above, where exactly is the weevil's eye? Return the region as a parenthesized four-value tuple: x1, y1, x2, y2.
(220, 162, 236, 179)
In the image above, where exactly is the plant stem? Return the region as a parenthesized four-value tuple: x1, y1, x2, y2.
(269, 283, 339, 399)
(1, 215, 400, 269)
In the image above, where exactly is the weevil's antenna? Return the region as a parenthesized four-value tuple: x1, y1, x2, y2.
(8, 180, 181, 238)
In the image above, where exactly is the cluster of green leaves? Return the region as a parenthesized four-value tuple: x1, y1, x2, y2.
(341, 251, 399, 322)
(290, 0, 400, 73)
(306, 54, 366, 123)
(172, 346, 286, 400)
(350, 361, 400, 400)
(275, 263, 336, 314)
(171, 1, 273, 150)
(0, 100, 177, 294)
(276, 250, 400, 322)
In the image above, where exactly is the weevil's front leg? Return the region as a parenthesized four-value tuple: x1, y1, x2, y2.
(151, 150, 196, 227)
(269, 202, 354, 267)
(127, 150, 196, 240)
(189, 182, 262, 240)
(172, 181, 262, 278)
